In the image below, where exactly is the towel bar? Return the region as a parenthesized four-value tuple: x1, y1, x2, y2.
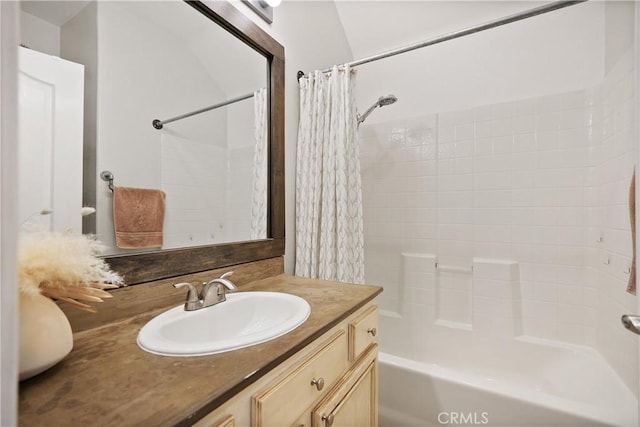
(100, 170, 114, 192)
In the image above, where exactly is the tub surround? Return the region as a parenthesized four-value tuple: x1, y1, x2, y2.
(19, 261, 382, 426)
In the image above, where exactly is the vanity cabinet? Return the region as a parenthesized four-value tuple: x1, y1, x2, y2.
(312, 346, 378, 427)
(195, 303, 379, 427)
(19, 270, 384, 426)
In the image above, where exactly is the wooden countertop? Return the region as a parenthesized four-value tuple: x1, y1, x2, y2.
(18, 275, 382, 426)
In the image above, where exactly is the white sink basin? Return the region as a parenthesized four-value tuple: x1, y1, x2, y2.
(137, 291, 311, 357)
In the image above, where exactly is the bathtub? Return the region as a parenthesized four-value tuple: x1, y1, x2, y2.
(378, 338, 638, 427)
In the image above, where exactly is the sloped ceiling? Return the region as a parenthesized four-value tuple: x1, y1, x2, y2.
(118, 1, 266, 98)
(21, 1, 91, 26)
(20, 1, 265, 98)
(333, 1, 552, 61)
(331, 0, 604, 121)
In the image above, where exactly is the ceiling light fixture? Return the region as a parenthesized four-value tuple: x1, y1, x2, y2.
(243, 0, 278, 24)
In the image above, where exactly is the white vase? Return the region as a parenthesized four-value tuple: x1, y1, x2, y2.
(19, 292, 73, 381)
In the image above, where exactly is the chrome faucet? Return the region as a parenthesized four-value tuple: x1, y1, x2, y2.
(173, 271, 237, 311)
(202, 271, 237, 306)
(173, 282, 201, 311)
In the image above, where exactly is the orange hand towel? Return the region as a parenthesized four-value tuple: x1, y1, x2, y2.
(113, 186, 166, 249)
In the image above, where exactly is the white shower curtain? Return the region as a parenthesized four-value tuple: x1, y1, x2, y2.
(250, 88, 268, 240)
(295, 65, 365, 284)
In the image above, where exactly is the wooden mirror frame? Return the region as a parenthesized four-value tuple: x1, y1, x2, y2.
(103, 1, 285, 285)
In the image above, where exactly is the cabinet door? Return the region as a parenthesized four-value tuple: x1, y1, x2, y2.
(253, 330, 349, 427)
(312, 345, 378, 427)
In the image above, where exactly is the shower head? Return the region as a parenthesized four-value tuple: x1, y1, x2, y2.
(376, 95, 398, 107)
(357, 94, 398, 126)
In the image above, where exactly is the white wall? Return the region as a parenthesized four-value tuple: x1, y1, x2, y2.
(605, 0, 636, 73)
(226, 0, 354, 273)
(60, 1, 98, 236)
(0, 2, 19, 424)
(19, 11, 59, 56)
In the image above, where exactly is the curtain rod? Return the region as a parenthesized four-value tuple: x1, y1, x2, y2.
(297, 0, 587, 82)
(152, 92, 255, 130)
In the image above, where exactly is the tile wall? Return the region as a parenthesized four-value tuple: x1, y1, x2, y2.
(161, 138, 257, 249)
(361, 49, 636, 389)
(360, 115, 438, 314)
(591, 49, 637, 392)
(160, 135, 227, 249)
(160, 100, 258, 249)
(226, 145, 255, 241)
(451, 88, 599, 344)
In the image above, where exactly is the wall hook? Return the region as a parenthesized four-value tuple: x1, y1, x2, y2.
(100, 170, 114, 192)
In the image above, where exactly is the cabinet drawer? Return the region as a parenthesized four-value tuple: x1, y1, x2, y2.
(312, 344, 378, 427)
(253, 330, 348, 427)
(193, 413, 234, 427)
(215, 415, 234, 427)
(348, 305, 378, 361)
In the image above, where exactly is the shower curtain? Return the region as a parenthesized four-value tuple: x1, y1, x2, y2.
(250, 88, 268, 240)
(295, 65, 365, 284)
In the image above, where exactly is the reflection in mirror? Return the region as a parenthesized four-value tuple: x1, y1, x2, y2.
(19, 1, 269, 256)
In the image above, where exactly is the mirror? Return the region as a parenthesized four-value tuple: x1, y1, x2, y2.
(19, 1, 285, 284)
(20, 0, 269, 254)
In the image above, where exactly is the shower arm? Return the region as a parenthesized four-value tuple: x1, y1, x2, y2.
(357, 104, 378, 125)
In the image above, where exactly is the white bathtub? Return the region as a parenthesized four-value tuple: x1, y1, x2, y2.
(379, 342, 638, 427)
(378, 342, 638, 427)
(373, 253, 638, 426)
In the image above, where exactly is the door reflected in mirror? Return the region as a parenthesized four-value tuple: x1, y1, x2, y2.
(19, 1, 269, 255)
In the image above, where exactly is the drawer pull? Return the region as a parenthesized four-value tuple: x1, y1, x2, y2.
(367, 327, 377, 337)
(311, 377, 325, 391)
(321, 413, 335, 427)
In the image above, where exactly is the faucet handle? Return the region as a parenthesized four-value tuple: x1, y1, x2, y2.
(220, 271, 234, 279)
(173, 282, 201, 311)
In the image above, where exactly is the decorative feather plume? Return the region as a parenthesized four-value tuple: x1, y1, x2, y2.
(18, 208, 124, 313)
